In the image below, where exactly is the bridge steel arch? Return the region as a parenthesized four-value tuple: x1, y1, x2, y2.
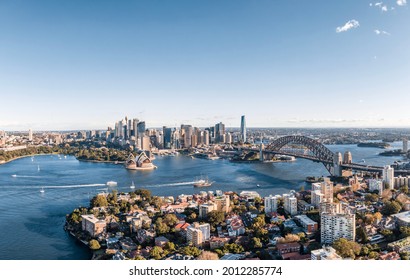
(265, 135, 335, 174)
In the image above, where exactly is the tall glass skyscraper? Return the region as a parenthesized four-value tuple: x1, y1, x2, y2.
(240, 115, 246, 143)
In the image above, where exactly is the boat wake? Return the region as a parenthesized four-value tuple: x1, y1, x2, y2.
(40, 183, 106, 189)
(11, 175, 42, 178)
(148, 181, 196, 188)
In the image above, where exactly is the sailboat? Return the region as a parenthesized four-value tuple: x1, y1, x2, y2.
(37, 165, 40, 172)
(40, 187, 45, 193)
(130, 181, 135, 189)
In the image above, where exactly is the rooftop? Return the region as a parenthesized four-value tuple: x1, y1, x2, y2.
(392, 211, 410, 223)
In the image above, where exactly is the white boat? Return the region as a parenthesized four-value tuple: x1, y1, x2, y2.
(193, 176, 213, 188)
(64, 155, 67, 159)
(40, 187, 45, 193)
(37, 165, 40, 172)
(11, 174, 17, 178)
(106, 181, 118, 187)
(256, 184, 260, 188)
(31, 157, 34, 162)
(130, 181, 135, 189)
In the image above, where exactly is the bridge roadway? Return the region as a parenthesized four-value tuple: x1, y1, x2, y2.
(244, 148, 410, 175)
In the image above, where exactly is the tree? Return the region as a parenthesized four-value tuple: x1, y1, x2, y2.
(276, 234, 300, 244)
(333, 238, 361, 259)
(197, 251, 219, 260)
(381, 201, 402, 216)
(180, 246, 201, 257)
(223, 243, 244, 254)
(163, 214, 179, 227)
(251, 237, 263, 249)
(356, 227, 368, 243)
(252, 215, 266, 230)
(365, 193, 379, 203)
(399, 226, 410, 238)
(164, 242, 176, 252)
(150, 246, 164, 260)
(155, 218, 170, 235)
(373, 212, 382, 223)
(400, 185, 409, 195)
(91, 194, 108, 208)
(133, 255, 146, 260)
(207, 211, 225, 226)
(135, 189, 152, 200)
(89, 239, 101, 250)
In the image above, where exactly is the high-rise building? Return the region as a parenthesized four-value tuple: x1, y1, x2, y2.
(28, 129, 33, 141)
(321, 210, 356, 245)
(225, 132, 232, 144)
(368, 179, 384, 195)
(240, 115, 246, 143)
(187, 222, 211, 247)
(203, 130, 210, 146)
(264, 195, 281, 214)
(311, 190, 324, 208)
(215, 122, 225, 143)
(163, 127, 173, 149)
(137, 121, 146, 136)
(383, 165, 395, 189)
(283, 193, 298, 216)
(141, 135, 151, 151)
(320, 178, 334, 203)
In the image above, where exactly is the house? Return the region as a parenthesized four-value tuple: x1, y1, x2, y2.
(379, 251, 401, 260)
(155, 236, 170, 248)
(209, 236, 230, 250)
(81, 214, 107, 237)
(120, 237, 138, 251)
(136, 229, 156, 244)
(276, 242, 301, 258)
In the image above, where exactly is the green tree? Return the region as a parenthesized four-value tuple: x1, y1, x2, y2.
(91, 194, 108, 208)
(333, 238, 361, 259)
(164, 242, 176, 252)
(150, 246, 164, 260)
(223, 243, 244, 254)
(251, 237, 263, 249)
(163, 214, 179, 227)
(180, 246, 201, 257)
(252, 215, 266, 230)
(356, 227, 368, 243)
(89, 239, 101, 250)
(381, 201, 402, 215)
(207, 211, 225, 226)
(135, 189, 152, 200)
(155, 218, 170, 235)
(399, 226, 410, 238)
(133, 255, 146, 260)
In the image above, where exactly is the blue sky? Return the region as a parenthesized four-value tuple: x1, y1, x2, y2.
(0, 0, 409, 130)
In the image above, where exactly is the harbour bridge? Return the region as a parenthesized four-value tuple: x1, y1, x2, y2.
(242, 135, 409, 176)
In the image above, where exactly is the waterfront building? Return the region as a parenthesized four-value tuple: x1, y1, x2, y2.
(264, 195, 281, 214)
(81, 214, 107, 237)
(368, 179, 384, 195)
(141, 135, 151, 151)
(311, 247, 342, 260)
(383, 165, 395, 189)
(240, 115, 246, 143)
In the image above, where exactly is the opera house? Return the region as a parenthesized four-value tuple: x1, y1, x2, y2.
(125, 152, 156, 170)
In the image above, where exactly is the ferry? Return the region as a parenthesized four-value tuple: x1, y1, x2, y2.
(193, 176, 213, 188)
(106, 181, 118, 187)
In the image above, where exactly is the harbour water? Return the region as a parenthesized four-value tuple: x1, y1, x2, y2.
(0, 142, 405, 259)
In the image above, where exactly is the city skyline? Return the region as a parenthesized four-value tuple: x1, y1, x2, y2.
(0, 0, 409, 130)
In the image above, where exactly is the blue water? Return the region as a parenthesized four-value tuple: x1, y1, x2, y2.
(0, 142, 405, 259)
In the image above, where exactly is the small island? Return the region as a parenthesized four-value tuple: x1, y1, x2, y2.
(379, 149, 407, 157)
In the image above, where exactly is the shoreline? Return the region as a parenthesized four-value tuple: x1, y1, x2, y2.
(0, 152, 62, 165)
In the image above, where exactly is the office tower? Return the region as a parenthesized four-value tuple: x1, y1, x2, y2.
(343, 151, 352, 164)
(215, 122, 225, 143)
(264, 195, 281, 214)
(283, 193, 298, 216)
(163, 127, 173, 149)
(225, 132, 232, 144)
(181, 125, 193, 148)
(321, 210, 356, 245)
(137, 121, 146, 136)
(403, 139, 408, 153)
(240, 115, 246, 143)
(132, 118, 139, 138)
(191, 134, 198, 147)
(28, 129, 33, 141)
(203, 130, 210, 146)
(141, 135, 151, 151)
(383, 165, 395, 189)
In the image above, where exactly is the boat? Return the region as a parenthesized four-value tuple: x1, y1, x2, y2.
(11, 174, 17, 178)
(40, 187, 45, 193)
(37, 165, 40, 172)
(256, 184, 260, 188)
(64, 155, 67, 159)
(106, 181, 118, 187)
(130, 181, 135, 189)
(31, 157, 34, 162)
(193, 176, 213, 188)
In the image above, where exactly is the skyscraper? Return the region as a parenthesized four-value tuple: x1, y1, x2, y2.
(383, 165, 395, 189)
(163, 127, 173, 149)
(215, 122, 225, 143)
(28, 129, 33, 141)
(240, 115, 246, 143)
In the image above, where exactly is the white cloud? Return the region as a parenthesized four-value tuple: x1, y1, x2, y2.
(374, 29, 391, 35)
(381, 5, 388, 11)
(336, 20, 360, 33)
(374, 2, 383, 6)
(397, 0, 407, 6)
